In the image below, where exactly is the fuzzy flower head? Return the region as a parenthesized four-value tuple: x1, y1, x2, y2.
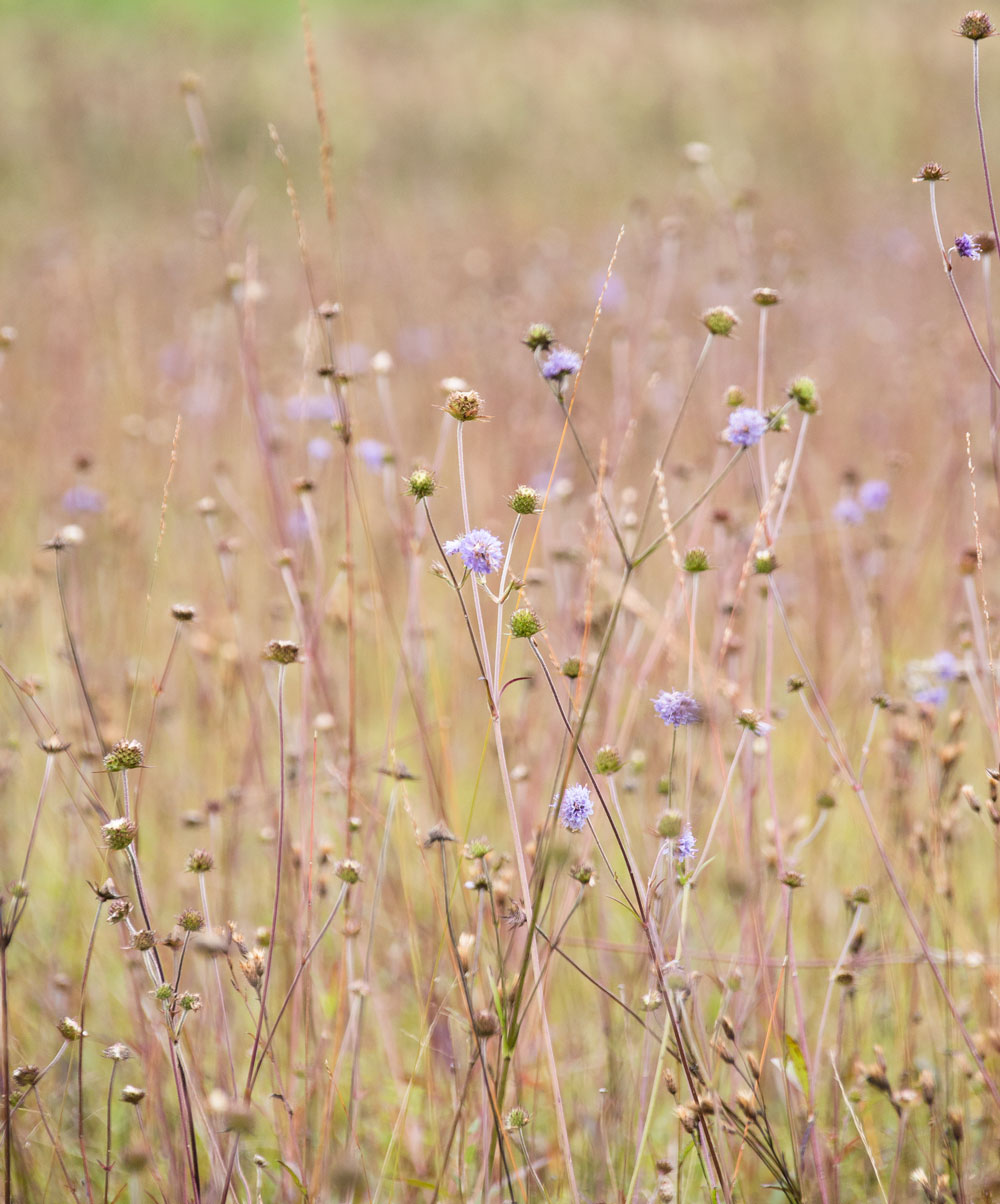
(955, 233, 982, 261)
(858, 479, 890, 512)
(443, 529, 503, 575)
(541, 348, 582, 381)
(913, 162, 949, 183)
(959, 10, 996, 39)
(653, 690, 702, 728)
(675, 826, 697, 862)
(724, 407, 769, 448)
(557, 784, 594, 833)
(832, 497, 864, 526)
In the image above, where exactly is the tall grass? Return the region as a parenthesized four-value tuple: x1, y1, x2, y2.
(4, 4, 1000, 1202)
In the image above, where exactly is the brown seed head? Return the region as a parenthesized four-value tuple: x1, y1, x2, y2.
(959, 10, 996, 39)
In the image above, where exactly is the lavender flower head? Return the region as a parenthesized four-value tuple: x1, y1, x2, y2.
(931, 650, 960, 681)
(652, 690, 702, 728)
(858, 479, 890, 512)
(955, 233, 982, 261)
(723, 407, 769, 448)
(832, 497, 864, 526)
(675, 825, 697, 862)
(541, 348, 582, 381)
(914, 685, 947, 707)
(443, 529, 503, 575)
(307, 436, 333, 462)
(61, 485, 106, 514)
(357, 438, 388, 472)
(557, 784, 593, 833)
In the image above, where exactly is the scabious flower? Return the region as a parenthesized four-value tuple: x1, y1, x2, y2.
(675, 826, 697, 862)
(286, 394, 337, 421)
(955, 233, 982, 261)
(443, 529, 503, 575)
(832, 497, 864, 526)
(62, 485, 106, 514)
(931, 650, 960, 681)
(541, 348, 582, 381)
(357, 438, 388, 472)
(858, 479, 890, 511)
(723, 407, 769, 448)
(652, 690, 702, 727)
(557, 784, 593, 833)
(307, 436, 333, 462)
(914, 685, 947, 707)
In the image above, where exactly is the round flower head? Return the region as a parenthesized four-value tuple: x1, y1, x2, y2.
(724, 407, 769, 448)
(443, 529, 503, 575)
(701, 306, 739, 337)
(652, 690, 702, 728)
(357, 438, 388, 472)
(913, 162, 949, 183)
(675, 825, 698, 862)
(541, 348, 582, 381)
(832, 497, 864, 526)
(955, 233, 982, 261)
(858, 479, 890, 511)
(958, 10, 996, 39)
(557, 784, 593, 833)
(931, 650, 960, 681)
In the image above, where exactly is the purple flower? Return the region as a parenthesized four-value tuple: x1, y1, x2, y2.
(955, 233, 982, 261)
(287, 394, 336, 421)
(357, 438, 387, 472)
(858, 479, 890, 511)
(443, 529, 504, 575)
(541, 349, 582, 380)
(307, 436, 333, 462)
(557, 784, 593, 832)
(832, 497, 864, 526)
(914, 685, 947, 707)
(285, 509, 310, 542)
(652, 690, 702, 727)
(675, 825, 697, 862)
(61, 485, 106, 514)
(724, 407, 769, 448)
(931, 650, 960, 681)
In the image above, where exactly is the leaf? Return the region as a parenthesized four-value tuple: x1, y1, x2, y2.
(783, 1033, 810, 1097)
(277, 1161, 308, 1199)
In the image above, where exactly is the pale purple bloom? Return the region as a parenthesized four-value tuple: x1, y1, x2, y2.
(858, 479, 890, 511)
(541, 349, 582, 380)
(307, 436, 333, 462)
(62, 485, 105, 514)
(443, 529, 504, 575)
(675, 826, 697, 862)
(914, 685, 947, 707)
(285, 510, 310, 542)
(357, 438, 387, 472)
(931, 650, 960, 681)
(591, 271, 627, 312)
(955, 233, 981, 261)
(653, 690, 702, 727)
(832, 497, 864, 526)
(557, 784, 593, 832)
(287, 394, 336, 421)
(724, 407, 769, 448)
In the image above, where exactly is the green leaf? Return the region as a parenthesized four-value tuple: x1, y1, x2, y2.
(784, 1034, 810, 1098)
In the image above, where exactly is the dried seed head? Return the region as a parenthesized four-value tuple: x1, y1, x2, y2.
(185, 848, 214, 874)
(456, 932, 476, 973)
(178, 909, 205, 933)
(335, 858, 362, 884)
(39, 734, 71, 754)
(675, 1104, 699, 1133)
(130, 930, 157, 952)
(120, 1084, 146, 1105)
(57, 1017, 86, 1041)
(12, 1065, 40, 1087)
(107, 899, 133, 925)
(240, 948, 268, 992)
(102, 1043, 132, 1062)
(472, 1009, 499, 1039)
(523, 323, 556, 351)
(445, 390, 485, 422)
(913, 162, 949, 184)
(92, 877, 120, 901)
(171, 604, 196, 622)
(265, 639, 300, 665)
(594, 745, 623, 775)
(959, 10, 995, 39)
(752, 287, 781, 307)
(405, 468, 436, 501)
(424, 822, 457, 846)
(919, 1068, 936, 1105)
(102, 818, 138, 851)
(104, 739, 144, 772)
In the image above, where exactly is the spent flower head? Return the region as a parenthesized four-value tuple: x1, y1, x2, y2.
(701, 306, 739, 337)
(653, 690, 702, 728)
(185, 848, 214, 873)
(913, 161, 949, 182)
(594, 745, 623, 775)
(958, 10, 996, 39)
(523, 323, 556, 351)
(445, 389, 485, 422)
(443, 529, 503, 575)
(265, 639, 300, 665)
(724, 385, 748, 408)
(120, 1085, 146, 1105)
(405, 468, 436, 501)
(509, 608, 543, 639)
(787, 376, 819, 413)
(752, 287, 781, 307)
(102, 818, 138, 851)
(508, 484, 541, 515)
(724, 407, 769, 447)
(683, 546, 711, 573)
(104, 739, 144, 772)
(557, 784, 594, 832)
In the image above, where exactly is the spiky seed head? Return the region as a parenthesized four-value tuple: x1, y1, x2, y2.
(104, 739, 144, 772)
(701, 306, 739, 337)
(959, 10, 995, 39)
(102, 818, 138, 851)
(131, 930, 157, 952)
(265, 639, 299, 665)
(465, 837, 492, 860)
(509, 608, 543, 639)
(523, 323, 556, 351)
(405, 468, 436, 501)
(781, 870, 806, 888)
(594, 744, 623, 775)
(509, 484, 541, 515)
(185, 848, 214, 874)
(12, 1065, 40, 1087)
(178, 909, 205, 933)
(683, 546, 710, 573)
(913, 161, 949, 183)
(724, 385, 748, 408)
(656, 810, 684, 840)
(788, 376, 819, 413)
(57, 1017, 86, 1041)
(107, 898, 132, 924)
(335, 858, 362, 884)
(504, 1106, 530, 1131)
(560, 656, 581, 679)
(445, 390, 484, 422)
(752, 287, 781, 306)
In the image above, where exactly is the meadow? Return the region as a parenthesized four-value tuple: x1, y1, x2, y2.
(4, 1, 1000, 1201)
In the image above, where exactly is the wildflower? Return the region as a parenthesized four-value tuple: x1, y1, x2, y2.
(505, 1106, 531, 1131)
(104, 739, 144, 772)
(286, 394, 336, 421)
(404, 468, 436, 500)
(652, 690, 702, 727)
(683, 547, 710, 573)
(357, 438, 388, 472)
(858, 479, 890, 511)
(445, 390, 485, 422)
(723, 407, 769, 447)
(443, 529, 503, 575)
(509, 608, 543, 638)
(913, 162, 949, 183)
(675, 826, 697, 862)
(185, 848, 214, 873)
(61, 485, 105, 514)
(102, 818, 138, 851)
(832, 497, 864, 526)
(541, 348, 582, 381)
(307, 436, 333, 461)
(932, 650, 960, 681)
(557, 784, 594, 832)
(523, 323, 556, 351)
(508, 484, 541, 515)
(701, 306, 739, 337)
(914, 685, 947, 707)
(955, 233, 982, 261)
(264, 639, 300, 664)
(958, 10, 996, 39)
